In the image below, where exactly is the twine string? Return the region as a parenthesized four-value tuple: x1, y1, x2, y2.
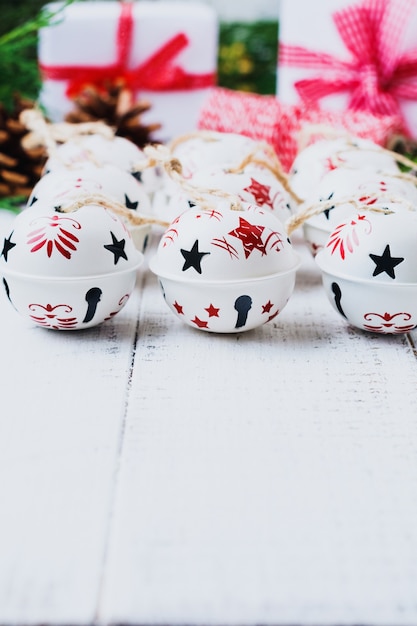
(168, 130, 221, 153)
(20, 108, 115, 165)
(293, 125, 417, 175)
(330, 145, 417, 175)
(20, 109, 60, 160)
(57, 192, 170, 227)
(226, 150, 303, 204)
(296, 124, 355, 153)
(166, 132, 303, 205)
(286, 194, 416, 236)
(134, 143, 245, 211)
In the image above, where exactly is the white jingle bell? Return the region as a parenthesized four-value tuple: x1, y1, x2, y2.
(0, 202, 143, 330)
(154, 131, 280, 209)
(28, 163, 153, 251)
(300, 167, 417, 255)
(159, 164, 293, 225)
(149, 200, 300, 333)
(315, 203, 417, 334)
(289, 136, 400, 205)
(170, 131, 277, 179)
(43, 134, 161, 195)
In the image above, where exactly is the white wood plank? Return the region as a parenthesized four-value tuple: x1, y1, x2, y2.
(98, 233, 417, 625)
(0, 209, 142, 623)
(2, 201, 417, 625)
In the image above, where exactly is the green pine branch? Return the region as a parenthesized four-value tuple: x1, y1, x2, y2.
(0, 1, 75, 111)
(218, 20, 279, 94)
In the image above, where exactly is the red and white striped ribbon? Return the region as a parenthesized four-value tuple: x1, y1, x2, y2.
(279, 0, 417, 129)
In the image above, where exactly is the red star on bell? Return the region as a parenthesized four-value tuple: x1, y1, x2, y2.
(229, 217, 266, 258)
(205, 304, 220, 317)
(262, 300, 274, 313)
(191, 316, 209, 328)
(243, 178, 274, 209)
(173, 301, 184, 314)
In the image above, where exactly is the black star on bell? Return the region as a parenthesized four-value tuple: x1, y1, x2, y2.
(131, 171, 142, 183)
(28, 196, 38, 207)
(180, 239, 210, 274)
(1, 232, 16, 262)
(322, 192, 335, 220)
(125, 194, 138, 211)
(369, 244, 404, 279)
(104, 232, 128, 264)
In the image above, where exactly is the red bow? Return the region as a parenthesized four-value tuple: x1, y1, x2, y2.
(40, 3, 215, 97)
(279, 0, 417, 133)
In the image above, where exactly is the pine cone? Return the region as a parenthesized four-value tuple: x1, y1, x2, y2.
(0, 96, 47, 199)
(65, 84, 161, 148)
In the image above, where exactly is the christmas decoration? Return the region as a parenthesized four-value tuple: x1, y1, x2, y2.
(65, 84, 161, 149)
(299, 167, 417, 256)
(169, 130, 278, 179)
(0, 96, 47, 200)
(288, 137, 401, 203)
(0, 1, 76, 203)
(197, 88, 403, 172)
(156, 130, 294, 222)
(315, 206, 417, 334)
(19, 107, 168, 256)
(286, 136, 417, 255)
(149, 201, 299, 334)
(162, 165, 293, 226)
(38, 1, 218, 141)
(0, 1, 72, 112)
(0, 199, 143, 330)
(28, 162, 153, 252)
(28, 162, 151, 213)
(42, 133, 161, 195)
(278, 0, 417, 138)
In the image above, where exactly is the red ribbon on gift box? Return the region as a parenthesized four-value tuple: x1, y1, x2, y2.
(279, 0, 417, 134)
(39, 2, 215, 96)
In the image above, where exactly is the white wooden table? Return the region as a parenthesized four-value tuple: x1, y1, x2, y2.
(1, 205, 417, 626)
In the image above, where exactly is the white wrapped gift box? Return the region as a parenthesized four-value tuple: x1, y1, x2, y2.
(277, 0, 417, 138)
(38, 1, 218, 141)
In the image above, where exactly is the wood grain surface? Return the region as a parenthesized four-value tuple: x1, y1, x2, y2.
(1, 209, 416, 625)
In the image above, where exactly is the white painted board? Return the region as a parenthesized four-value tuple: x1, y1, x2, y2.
(0, 207, 417, 625)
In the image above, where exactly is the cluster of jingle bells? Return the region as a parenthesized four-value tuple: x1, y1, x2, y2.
(1, 113, 417, 334)
(289, 137, 417, 335)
